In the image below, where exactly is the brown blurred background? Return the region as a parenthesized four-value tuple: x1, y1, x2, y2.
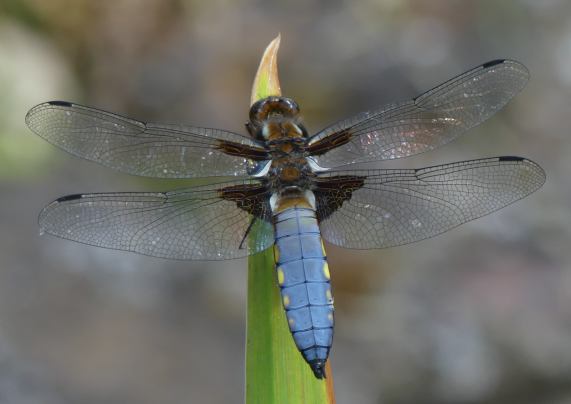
(0, 0, 568, 403)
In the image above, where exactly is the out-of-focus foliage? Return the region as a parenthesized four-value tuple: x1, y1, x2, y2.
(0, 19, 77, 178)
(0, 1, 568, 403)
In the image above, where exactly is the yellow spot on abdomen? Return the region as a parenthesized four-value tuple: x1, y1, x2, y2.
(273, 244, 280, 263)
(323, 261, 331, 280)
(326, 289, 332, 301)
(321, 240, 327, 256)
(288, 318, 295, 327)
(328, 313, 334, 323)
(277, 268, 285, 285)
(283, 294, 290, 307)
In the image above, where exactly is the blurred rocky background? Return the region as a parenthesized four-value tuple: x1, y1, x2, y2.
(0, 0, 568, 403)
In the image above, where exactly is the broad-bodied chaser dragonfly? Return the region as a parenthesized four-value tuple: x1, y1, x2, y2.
(26, 59, 545, 378)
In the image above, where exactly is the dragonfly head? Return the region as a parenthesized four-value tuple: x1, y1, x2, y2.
(247, 96, 306, 141)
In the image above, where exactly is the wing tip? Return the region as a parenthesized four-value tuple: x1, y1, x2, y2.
(482, 59, 529, 81)
(498, 155, 546, 190)
(482, 59, 527, 70)
(25, 100, 75, 130)
(38, 193, 84, 227)
(25, 103, 43, 129)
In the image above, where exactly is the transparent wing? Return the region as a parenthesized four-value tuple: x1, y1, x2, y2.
(26, 101, 269, 178)
(314, 157, 545, 249)
(308, 60, 529, 167)
(39, 179, 273, 260)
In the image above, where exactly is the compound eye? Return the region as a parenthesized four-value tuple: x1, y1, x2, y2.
(283, 98, 300, 115)
(249, 98, 269, 127)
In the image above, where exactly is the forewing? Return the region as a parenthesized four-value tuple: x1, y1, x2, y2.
(39, 179, 273, 260)
(26, 101, 269, 178)
(308, 60, 529, 167)
(314, 157, 544, 248)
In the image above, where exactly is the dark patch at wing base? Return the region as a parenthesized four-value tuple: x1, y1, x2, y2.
(313, 175, 366, 220)
(216, 140, 269, 160)
(218, 182, 271, 219)
(306, 129, 352, 156)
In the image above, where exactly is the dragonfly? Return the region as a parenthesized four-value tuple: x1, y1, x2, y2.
(26, 59, 545, 379)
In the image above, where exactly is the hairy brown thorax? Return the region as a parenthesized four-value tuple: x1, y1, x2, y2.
(247, 97, 312, 190)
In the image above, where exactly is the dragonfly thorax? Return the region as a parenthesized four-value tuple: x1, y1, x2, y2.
(269, 156, 312, 188)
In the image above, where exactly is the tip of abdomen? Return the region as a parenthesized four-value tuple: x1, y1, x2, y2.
(309, 359, 327, 379)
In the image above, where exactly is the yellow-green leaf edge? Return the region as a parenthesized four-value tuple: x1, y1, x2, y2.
(245, 35, 335, 404)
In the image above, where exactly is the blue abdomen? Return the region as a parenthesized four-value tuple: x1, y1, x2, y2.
(273, 202, 334, 378)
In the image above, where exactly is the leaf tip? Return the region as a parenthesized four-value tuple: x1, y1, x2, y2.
(251, 35, 282, 105)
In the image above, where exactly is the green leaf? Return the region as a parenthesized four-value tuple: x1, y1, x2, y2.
(245, 36, 336, 404)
